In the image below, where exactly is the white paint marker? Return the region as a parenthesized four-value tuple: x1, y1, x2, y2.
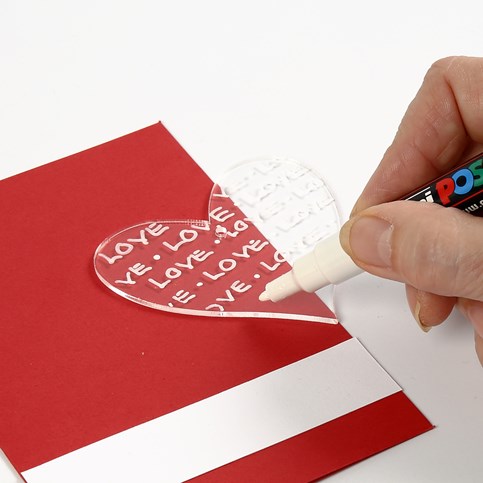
(258, 232, 361, 302)
(259, 152, 483, 303)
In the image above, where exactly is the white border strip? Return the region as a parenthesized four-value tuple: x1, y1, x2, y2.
(0, 450, 25, 483)
(23, 338, 400, 483)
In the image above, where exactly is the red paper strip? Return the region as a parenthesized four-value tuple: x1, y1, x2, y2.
(192, 392, 432, 482)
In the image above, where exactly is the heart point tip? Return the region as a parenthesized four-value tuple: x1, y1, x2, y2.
(259, 291, 270, 302)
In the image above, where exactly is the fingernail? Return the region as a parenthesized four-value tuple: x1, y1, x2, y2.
(342, 216, 393, 268)
(414, 298, 432, 333)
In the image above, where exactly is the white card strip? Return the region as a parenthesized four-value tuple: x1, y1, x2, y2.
(23, 338, 400, 483)
(0, 450, 25, 483)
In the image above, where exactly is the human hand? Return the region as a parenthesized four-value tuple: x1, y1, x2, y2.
(339, 56, 483, 364)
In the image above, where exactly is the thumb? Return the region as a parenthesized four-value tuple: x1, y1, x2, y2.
(340, 201, 483, 301)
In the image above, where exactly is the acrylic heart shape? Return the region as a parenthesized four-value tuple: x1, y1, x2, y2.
(94, 158, 339, 324)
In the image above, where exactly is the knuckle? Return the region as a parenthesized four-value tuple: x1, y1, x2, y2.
(455, 240, 483, 301)
(426, 56, 461, 79)
(396, 206, 482, 299)
(431, 55, 460, 69)
(426, 56, 483, 85)
(412, 217, 457, 291)
(429, 57, 483, 119)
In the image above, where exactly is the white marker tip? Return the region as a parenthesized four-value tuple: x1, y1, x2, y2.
(259, 291, 270, 302)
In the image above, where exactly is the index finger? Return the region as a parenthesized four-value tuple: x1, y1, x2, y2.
(353, 56, 483, 215)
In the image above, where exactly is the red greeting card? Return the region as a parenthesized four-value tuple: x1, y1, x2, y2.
(0, 123, 431, 482)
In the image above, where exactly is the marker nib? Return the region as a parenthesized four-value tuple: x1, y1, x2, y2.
(259, 290, 270, 302)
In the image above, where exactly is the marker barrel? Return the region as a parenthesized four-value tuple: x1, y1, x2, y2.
(405, 153, 483, 215)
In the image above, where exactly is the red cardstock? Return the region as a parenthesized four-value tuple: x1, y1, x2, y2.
(0, 123, 432, 480)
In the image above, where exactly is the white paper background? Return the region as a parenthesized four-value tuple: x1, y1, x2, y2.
(1, 2, 483, 482)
